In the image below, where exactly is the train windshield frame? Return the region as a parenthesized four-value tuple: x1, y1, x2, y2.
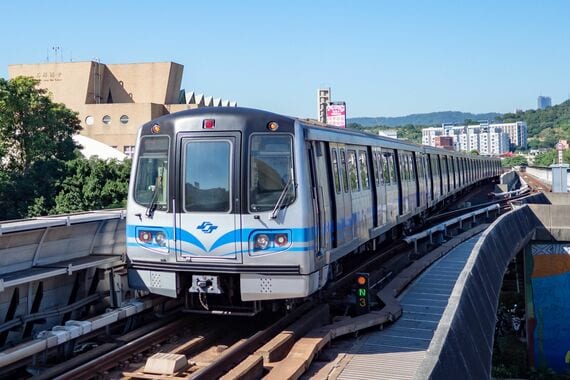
(133, 135, 170, 211)
(182, 139, 232, 213)
(249, 133, 296, 213)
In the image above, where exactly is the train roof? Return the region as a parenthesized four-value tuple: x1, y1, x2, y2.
(144, 107, 499, 161)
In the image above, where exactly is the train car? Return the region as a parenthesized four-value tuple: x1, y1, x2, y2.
(126, 107, 500, 314)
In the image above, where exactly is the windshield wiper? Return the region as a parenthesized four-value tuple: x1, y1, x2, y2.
(270, 169, 294, 219)
(145, 171, 162, 218)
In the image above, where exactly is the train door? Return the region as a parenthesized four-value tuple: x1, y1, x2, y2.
(337, 147, 353, 245)
(414, 152, 425, 208)
(308, 141, 333, 254)
(374, 150, 387, 226)
(384, 149, 398, 224)
(441, 156, 449, 195)
(424, 153, 430, 206)
(395, 151, 406, 216)
(176, 133, 241, 263)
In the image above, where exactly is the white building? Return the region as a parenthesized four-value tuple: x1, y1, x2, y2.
(317, 88, 331, 123)
(422, 122, 514, 155)
(378, 130, 398, 139)
(492, 121, 528, 150)
(422, 124, 464, 149)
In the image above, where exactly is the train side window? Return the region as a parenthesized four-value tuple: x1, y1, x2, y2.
(371, 151, 379, 187)
(347, 149, 360, 191)
(432, 156, 439, 177)
(331, 149, 341, 194)
(410, 155, 416, 181)
(388, 154, 397, 184)
(358, 150, 370, 190)
(382, 153, 391, 184)
(416, 155, 423, 180)
(340, 150, 349, 193)
(377, 153, 385, 185)
(402, 154, 410, 181)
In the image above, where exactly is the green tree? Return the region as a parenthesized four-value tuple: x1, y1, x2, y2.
(53, 158, 131, 214)
(0, 76, 81, 220)
(501, 155, 528, 167)
(532, 149, 570, 167)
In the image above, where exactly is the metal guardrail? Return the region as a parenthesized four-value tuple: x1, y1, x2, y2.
(403, 204, 500, 254)
(0, 209, 125, 235)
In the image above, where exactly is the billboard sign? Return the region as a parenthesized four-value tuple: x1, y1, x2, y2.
(326, 102, 346, 128)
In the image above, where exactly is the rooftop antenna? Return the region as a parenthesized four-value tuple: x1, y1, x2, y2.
(51, 46, 61, 62)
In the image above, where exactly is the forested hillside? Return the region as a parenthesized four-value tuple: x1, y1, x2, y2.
(499, 100, 570, 149)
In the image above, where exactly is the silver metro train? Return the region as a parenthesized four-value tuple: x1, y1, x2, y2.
(126, 107, 501, 314)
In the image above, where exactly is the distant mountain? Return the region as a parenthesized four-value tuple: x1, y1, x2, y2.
(348, 111, 502, 127)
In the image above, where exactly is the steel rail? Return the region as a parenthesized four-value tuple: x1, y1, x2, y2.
(53, 312, 186, 380)
(188, 301, 315, 380)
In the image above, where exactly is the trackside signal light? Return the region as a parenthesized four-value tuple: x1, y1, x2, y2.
(203, 119, 215, 129)
(355, 272, 370, 315)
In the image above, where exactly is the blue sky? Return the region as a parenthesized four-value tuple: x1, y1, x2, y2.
(1, 1, 569, 118)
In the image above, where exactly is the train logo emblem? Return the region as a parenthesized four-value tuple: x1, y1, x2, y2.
(197, 221, 218, 234)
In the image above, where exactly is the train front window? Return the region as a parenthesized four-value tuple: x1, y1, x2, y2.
(184, 140, 231, 212)
(134, 136, 169, 211)
(249, 134, 295, 212)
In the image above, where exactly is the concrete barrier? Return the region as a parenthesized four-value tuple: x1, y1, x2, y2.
(416, 205, 542, 379)
(500, 170, 518, 191)
(526, 166, 570, 191)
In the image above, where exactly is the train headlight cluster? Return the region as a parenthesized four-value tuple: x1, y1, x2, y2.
(137, 228, 169, 251)
(250, 230, 291, 254)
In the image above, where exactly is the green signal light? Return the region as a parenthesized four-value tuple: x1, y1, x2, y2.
(354, 272, 370, 315)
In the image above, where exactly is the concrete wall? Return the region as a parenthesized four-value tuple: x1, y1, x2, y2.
(418, 194, 570, 378)
(418, 206, 542, 379)
(526, 166, 570, 191)
(500, 170, 517, 188)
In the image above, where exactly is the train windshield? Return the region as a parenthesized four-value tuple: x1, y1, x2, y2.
(183, 140, 231, 212)
(249, 134, 295, 212)
(133, 136, 169, 211)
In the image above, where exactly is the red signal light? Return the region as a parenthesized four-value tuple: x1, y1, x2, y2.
(139, 231, 153, 243)
(357, 276, 367, 286)
(203, 119, 215, 129)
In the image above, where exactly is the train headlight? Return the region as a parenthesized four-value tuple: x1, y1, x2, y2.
(154, 232, 167, 247)
(255, 234, 270, 250)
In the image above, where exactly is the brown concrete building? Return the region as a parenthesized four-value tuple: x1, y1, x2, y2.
(434, 136, 454, 150)
(8, 61, 236, 157)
